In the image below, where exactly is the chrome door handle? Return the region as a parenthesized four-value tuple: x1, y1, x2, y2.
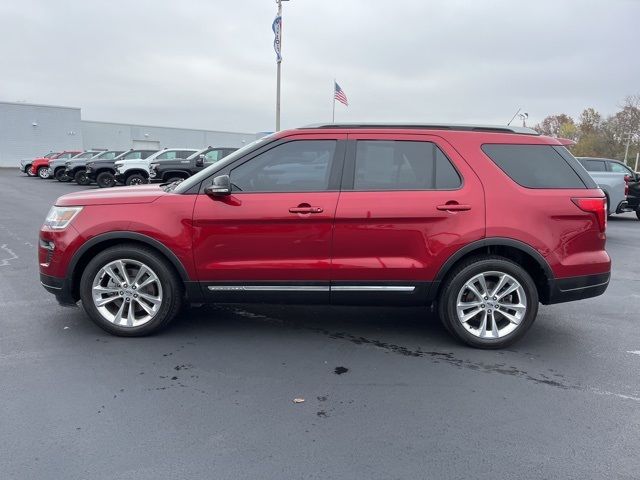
(437, 203, 471, 212)
(289, 206, 324, 214)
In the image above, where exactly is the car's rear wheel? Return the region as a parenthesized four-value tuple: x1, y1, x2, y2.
(126, 173, 147, 186)
(79, 245, 183, 336)
(636, 209, 640, 221)
(37, 166, 50, 179)
(55, 168, 71, 182)
(75, 170, 90, 185)
(96, 171, 116, 188)
(438, 255, 538, 349)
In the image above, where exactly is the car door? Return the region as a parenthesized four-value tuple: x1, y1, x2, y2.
(192, 134, 347, 303)
(331, 133, 485, 304)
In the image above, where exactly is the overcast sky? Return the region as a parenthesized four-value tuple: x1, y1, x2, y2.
(1, 0, 638, 133)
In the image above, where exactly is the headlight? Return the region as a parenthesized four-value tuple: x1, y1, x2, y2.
(43, 206, 83, 230)
(65, 162, 70, 167)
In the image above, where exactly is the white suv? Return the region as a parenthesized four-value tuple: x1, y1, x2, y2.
(114, 148, 198, 186)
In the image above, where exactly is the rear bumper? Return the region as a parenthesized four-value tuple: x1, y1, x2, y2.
(40, 273, 77, 306)
(545, 272, 610, 305)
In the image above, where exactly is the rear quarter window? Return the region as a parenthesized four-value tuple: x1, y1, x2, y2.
(482, 144, 587, 189)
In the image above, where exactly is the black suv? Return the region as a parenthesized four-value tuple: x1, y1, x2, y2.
(86, 149, 157, 188)
(149, 147, 237, 183)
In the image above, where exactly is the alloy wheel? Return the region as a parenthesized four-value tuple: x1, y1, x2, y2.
(455, 271, 527, 339)
(91, 259, 163, 327)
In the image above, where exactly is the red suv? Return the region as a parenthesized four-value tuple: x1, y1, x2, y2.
(39, 124, 610, 348)
(31, 151, 81, 178)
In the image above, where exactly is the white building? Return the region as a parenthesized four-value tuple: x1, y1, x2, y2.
(0, 101, 258, 167)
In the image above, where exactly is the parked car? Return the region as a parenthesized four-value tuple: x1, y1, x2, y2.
(577, 157, 639, 218)
(86, 149, 158, 188)
(31, 151, 81, 179)
(39, 123, 610, 348)
(48, 151, 84, 181)
(62, 150, 111, 185)
(19, 151, 56, 176)
(114, 148, 198, 186)
(149, 146, 238, 183)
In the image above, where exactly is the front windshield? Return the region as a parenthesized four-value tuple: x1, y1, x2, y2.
(173, 135, 275, 193)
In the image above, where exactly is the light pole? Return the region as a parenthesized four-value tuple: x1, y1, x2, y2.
(274, 0, 289, 131)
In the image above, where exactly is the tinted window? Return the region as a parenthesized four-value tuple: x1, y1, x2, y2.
(482, 144, 585, 189)
(156, 151, 178, 160)
(204, 149, 222, 162)
(582, 160, 607, 172)
(609, 162, 633, 174)
(178, 150, 196, 159)
(231, 140, 336, 192)
(354, 141, 461, 190)
(123, 151, 143, 160)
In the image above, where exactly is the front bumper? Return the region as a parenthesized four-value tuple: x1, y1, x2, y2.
(40, 273, 77, 306)
(545, 272, 610, 304)
(115, 172, 126, 183)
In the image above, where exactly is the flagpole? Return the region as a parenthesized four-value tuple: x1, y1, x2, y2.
(332, 79, 336, 123)
(275, 0, 283, 131)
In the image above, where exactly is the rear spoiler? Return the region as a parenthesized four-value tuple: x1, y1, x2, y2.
(556, 138, 576, 146)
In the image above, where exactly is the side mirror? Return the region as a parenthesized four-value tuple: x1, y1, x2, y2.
(195, 154, 205, 167)
(204, 174, 231, 196)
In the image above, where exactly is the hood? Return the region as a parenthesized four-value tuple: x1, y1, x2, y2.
(56, 184, 167, 206)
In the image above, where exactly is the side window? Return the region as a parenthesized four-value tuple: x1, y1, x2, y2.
(125, 152, 142, 160)
(584, 160, 607, 172)
(482, 144, 586, 189)
(178, 150, 195, 159)
(353, 141, 461, 190)
(231, 140, 337, 192)
(609, 162, 632, 174)
(156, 151, 178, 160)
(204, 150, 222, 163)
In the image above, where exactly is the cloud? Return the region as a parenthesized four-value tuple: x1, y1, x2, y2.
(1, 0, 638, 132)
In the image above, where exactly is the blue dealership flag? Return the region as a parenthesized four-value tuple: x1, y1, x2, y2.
(272, 15, 282, 62)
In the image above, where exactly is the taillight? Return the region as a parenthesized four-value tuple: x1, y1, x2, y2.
(572, 197, 606, 233)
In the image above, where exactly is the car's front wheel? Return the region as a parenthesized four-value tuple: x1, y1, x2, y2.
(75, 170, 90, 185)
(96, 171, 116, 188)
(438, 255, 538, 349)
(55, 168, 71, 182)
(79, 245, 183, 336)
(37, 166, 51, 179)
(25, 165, 34, 176)
(126, 173, 147, 186)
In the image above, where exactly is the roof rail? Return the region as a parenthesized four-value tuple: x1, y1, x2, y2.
(301, 122, 540, 135)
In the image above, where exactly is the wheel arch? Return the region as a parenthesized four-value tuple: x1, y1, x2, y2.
(125, 169, 149, 179)
(67, 232, 191, 301)
(429, 238, 554, 304)
(161, 170, 189, 181)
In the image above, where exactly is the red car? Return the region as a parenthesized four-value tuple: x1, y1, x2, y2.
(39, 124, 610, 348)
(30, 151, 81, 179)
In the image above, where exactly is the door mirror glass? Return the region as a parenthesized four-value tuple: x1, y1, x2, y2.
(204, 174, 231, 196)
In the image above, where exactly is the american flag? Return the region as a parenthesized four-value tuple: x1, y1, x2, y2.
(334, 82, 349, 106)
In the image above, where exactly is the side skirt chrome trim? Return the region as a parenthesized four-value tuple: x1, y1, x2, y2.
(331, 286, 415, 292)
(207, 285, 415, 292)
(208, 285, 330, 292)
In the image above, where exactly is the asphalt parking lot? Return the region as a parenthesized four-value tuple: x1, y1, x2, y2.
(1, 168, 639, 479)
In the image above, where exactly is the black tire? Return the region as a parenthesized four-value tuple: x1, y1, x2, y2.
(55, 168, 71, 182)
(165, 176, 186, 184)
(37, 166, 51, 179)
(125, 173, 147, 186)
(96, 171, 116, 188)
(636, 209, 640, 221)
(437, 255, 539, 349)
(75, 169, 90, 185)
(79, 244, 183, 336)
(25, 165, 34, 176)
